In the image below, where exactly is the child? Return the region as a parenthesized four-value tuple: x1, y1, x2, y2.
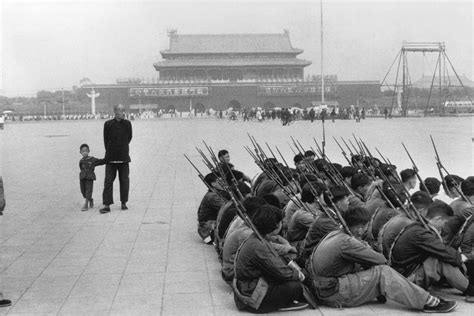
(79, 144, 105, 211)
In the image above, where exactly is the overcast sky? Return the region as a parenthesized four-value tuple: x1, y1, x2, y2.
(1, 0, 472, 96)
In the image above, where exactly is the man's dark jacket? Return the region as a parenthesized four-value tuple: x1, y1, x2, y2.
(303, 213, 339, 261)
(390, 222, 462, 276)
(103, 118, 132, 162)
(197, 191, 226, 222)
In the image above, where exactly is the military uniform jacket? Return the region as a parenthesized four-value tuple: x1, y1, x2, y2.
(234, 233, 299, 298)
(197, 191, 226, 223)
(390, 222, 462, 277)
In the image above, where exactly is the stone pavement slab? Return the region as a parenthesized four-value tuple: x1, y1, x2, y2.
(0, 118, 473, 315)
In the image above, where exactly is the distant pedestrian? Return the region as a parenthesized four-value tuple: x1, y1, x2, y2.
(0, 115, 4, 130)
(0, 177, 12, 308)
(330, 108, 336, 122)
(355, 108, 361, 123)
(321, 109, 327, 123)
(79, 144, 105, 211)
(100, 104, 133, 214)
(309, 108, 315, 123)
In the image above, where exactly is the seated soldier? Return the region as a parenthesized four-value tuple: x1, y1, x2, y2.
(282, 174, 319, 233)
(421, 177, 442, 200)
(400, 168, 418, 193)
(197, 173, 227, 244)
(287, 183, 323, 246)
(294, 154, 307, 173)
(221, 197, 267, 283)
(390, 201, 474, 302)
(450, 214, 474, 282)
(214, 172, 251, 250)
(217, 149, 252, 183)
(364, 181, 406, 247)
(340, 166, 357, 187)
(256, 167, 296, 208)
(302, 186, 349, 263)
(222, 187, 254, 239)
(308, 207, 457, 313)
(378, 191, 432, 257)
(450, 176, 474, 220)
(251, 158, 279, 195)
(444, 175, 464, 201)
(348, 173, 377, 210)
(214, 200, 235, 259)
(304, 150, 316, 162)
(233, 205, 308, 313)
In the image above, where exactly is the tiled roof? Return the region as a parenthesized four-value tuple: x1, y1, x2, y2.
(161, 32, 303, 55)
(154, 58, 311, 69)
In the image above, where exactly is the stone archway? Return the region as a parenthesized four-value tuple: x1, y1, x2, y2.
(229, 100, 242, 110)
(194, 103, 205, 113)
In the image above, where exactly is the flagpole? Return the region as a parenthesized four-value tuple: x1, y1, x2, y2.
(321, 0, 325, 157)
(321, 0, 324, 105)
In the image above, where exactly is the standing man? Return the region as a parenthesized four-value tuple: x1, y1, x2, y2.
(0, 177, 12, 307)
(100, 104, 132, 214)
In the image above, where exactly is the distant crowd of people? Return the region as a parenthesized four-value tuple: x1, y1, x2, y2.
(1, 105, 398, 126)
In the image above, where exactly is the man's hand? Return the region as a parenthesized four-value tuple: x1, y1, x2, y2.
(298, 271, 306, 282)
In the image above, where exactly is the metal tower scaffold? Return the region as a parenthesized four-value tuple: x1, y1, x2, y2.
(381, 42, 472, 117)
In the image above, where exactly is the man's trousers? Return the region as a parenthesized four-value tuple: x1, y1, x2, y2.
(321, 265, 430, 310)
(102, 163, 129, 206)
(408, 257, 468, 292)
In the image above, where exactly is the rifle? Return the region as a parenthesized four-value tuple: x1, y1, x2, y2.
(341, 137, 355, 158)
(333, 137, 352, 165)
(353, 134, 366, 156)
(245, 144, 309, 214)
(402, 143, 430, 193)
(429, 135, 450, 197)
(184, 154, 224, 199)
(324, 187, 353, 236)
(430, 135, 472, 204)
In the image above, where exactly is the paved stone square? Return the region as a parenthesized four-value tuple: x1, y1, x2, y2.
(0, 117, 472, 315)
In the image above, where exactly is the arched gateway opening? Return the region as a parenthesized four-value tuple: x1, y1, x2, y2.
(194, 103, 205, 113)
(165, 104, 175, 113)
(229, 100, 242, 110)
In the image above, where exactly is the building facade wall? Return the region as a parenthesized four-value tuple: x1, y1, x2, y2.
(82, 81, 380, 112)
